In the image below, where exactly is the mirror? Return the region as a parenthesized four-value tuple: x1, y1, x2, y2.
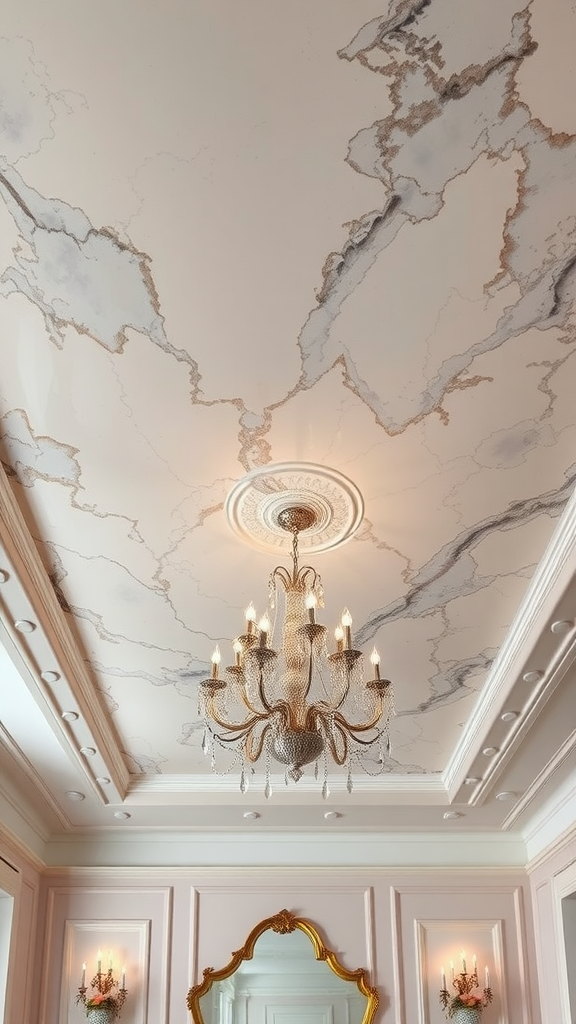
(187, 909, 378, 1024)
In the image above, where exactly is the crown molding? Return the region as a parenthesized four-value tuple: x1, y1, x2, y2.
(0, 777, 49, 866)
(41, 828, 528, 869)
(0, 465, 129, 799)
(500, 730, 576, 832)
(0, 720, 71, 830)
(126, 772, 446, 799)
(444, 487, 576, 797)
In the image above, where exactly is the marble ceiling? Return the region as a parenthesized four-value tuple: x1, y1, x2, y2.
(1, 0, 576, 823)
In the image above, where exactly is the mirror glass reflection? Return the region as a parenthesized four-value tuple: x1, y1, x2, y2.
(199, 928, 368, 1024)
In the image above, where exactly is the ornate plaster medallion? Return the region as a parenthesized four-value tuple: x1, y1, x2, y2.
(225, 462, 364, 554)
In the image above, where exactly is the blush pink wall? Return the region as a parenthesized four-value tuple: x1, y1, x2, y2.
(31, 866, 540, 1024)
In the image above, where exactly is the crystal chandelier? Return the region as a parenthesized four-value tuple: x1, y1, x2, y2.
(199, 504, 395, 798)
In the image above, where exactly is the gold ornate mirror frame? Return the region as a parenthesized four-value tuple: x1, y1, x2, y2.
(187, 908, 379, 1024)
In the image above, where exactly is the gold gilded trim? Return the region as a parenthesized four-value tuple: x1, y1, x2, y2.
(187, 908, 379, 1024)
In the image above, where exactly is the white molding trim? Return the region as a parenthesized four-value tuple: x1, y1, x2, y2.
(41, 829, 528, 868)
(0, 776, 50, 853)
(0, 718, 71, 830)
(500, 730, 576, 831)
(0, 465, 130, 798)
(525, 818, 576, 876)
(389, 886, 404, 1024)
(444, 487, 576, 796)
(522, 768, 576, 865)
(126, 773, 446, 798)
(0, 818, 45, 874)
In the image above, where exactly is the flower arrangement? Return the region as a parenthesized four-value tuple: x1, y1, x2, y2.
(439, 954, 493, 1019)
(446, 993, 485, 1018)
(84, 992, 120, 1014)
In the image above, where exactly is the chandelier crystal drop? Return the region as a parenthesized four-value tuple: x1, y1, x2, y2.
(199, 504, 395, 797)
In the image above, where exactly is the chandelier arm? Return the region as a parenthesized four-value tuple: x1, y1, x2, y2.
(322, 714, 349, 766)
(271, 565, 293, 590)
(237, 689, 268, 717)
(245, 721, 274, 763)
(205, 706, 270, 733)
(211, 726, 254, 744)
(297, 566, 319, 589)
(257, 668, 274, 714)
(332, 706, 385, 734)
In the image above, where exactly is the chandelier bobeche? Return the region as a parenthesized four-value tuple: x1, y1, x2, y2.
(199, 504, 395, 798)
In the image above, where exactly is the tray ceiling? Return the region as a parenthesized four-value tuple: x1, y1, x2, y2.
(0, 0, 576, 849)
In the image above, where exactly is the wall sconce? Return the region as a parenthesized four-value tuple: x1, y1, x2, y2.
(439, 951, 493, 1021)
(76, 950, 128, 1022)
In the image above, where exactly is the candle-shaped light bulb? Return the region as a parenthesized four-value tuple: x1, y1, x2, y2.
(450, 960, 454, 982)
(473, 954, 477, 977)
(211, 645, 221, 679)
(245, 602, 257, 635)
(121, 965, 126, 990)
(233, 639, 242, 667)
(485, 966, 490, 988)
(81, 963, 86, 988)
(341, 608, 352, 649)
(370, 647, 381, 679)
(461, 951, 466, 974)
(441, 966, 446, 990)
(334, 625, 344, 652)
(108, 949, 113, 971)
(305, 592, 317, 623)
(259, 615, 270, 647)
(97, 949, 102, 974)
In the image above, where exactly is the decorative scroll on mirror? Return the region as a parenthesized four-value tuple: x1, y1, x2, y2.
(187, 909, 378, 1024)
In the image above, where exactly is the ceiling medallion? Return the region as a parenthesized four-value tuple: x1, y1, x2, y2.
(224, 462, 364, 554)
(200, 467, 394, 799)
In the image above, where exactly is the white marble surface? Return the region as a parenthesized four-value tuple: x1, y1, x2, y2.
(0, 0, 575, 788)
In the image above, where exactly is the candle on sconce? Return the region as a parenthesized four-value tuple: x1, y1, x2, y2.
(108, 950, 113, 971)
(461, 950, 466, 974)
(485, 966, 490, 988)
(97, 950, 102, 975)
(473, 954, 477, 973)
(121, 965, 126, 990)
(334, 626, 344, 653)
(441, 966, 446, 990)
(81, 963, 86, 988)
(450, 960, 454, 983)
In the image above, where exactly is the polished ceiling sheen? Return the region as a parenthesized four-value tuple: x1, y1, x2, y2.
(1, 0, 576, 849)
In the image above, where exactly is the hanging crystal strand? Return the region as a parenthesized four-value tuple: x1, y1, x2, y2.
(321, 749, 330, 800)
(202, 728, 209, 756)
(264, 746, 272, 800)
(211, 737, 216, 770)
(346, 756, 353, 794)
(240, 758, 249, 794)
(314, 759, 319, 781)
(284, 770, 289, 787)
